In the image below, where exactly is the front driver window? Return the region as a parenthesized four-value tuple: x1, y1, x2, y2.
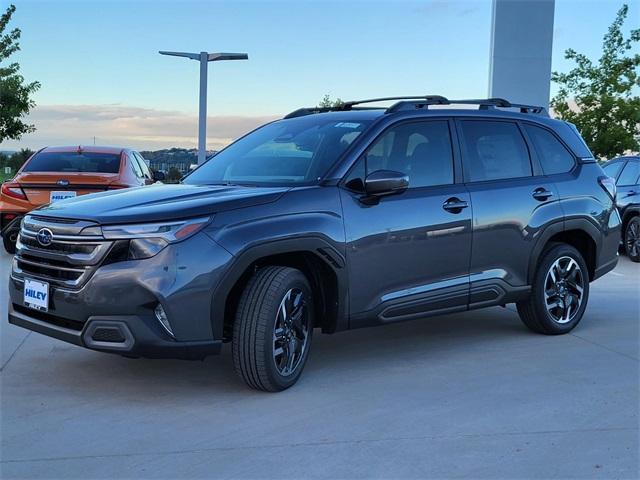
(346, 121, 454, 190)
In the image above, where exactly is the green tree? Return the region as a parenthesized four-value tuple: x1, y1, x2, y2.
(11, 147, 33, 170)
(0, 4, 41, 143)
(0, 148, 31, 178)
(166, 166, 182, 183)
(551, 4, 639, 159)
(318, 94, 344, 108)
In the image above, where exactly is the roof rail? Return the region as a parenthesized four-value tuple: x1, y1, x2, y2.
(284, 96, 548, 119)
(454, 98, 547, 115)
(341, 95, 449, 109)
(387, 97, 548, 116)
(283, 107, 336, 119)
(283, 95, 449, 119)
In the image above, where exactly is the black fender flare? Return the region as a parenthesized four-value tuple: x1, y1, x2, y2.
(527, 218, 602, 284)
(210, 236, 348, 340)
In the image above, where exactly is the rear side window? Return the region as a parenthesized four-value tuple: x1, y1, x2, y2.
(460, 121, 532, 182)
(603, 161, 624, 179)
(134, 152, 152, 179)
(617, 160, 640, 186)
(523, 124, 575, 175)
(129, 154, 143, 178)
(23, 152, 122, 173)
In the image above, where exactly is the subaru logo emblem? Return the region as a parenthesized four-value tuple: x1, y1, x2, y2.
(36, 228, 53, 247)
(56, 179, 69, 186)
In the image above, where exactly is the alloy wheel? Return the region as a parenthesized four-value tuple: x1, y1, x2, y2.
(626, 220, 640, 258)
(273, 288, 310, 376)
(544, 256, 585, 324)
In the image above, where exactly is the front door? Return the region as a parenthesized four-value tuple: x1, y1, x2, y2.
(340, 119, 473, 327)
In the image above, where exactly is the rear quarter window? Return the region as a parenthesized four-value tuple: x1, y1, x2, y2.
(603, 161, 624, 180)
(523, 124, 575, 175)
(23, 152, 122, 173)
(617, 160, 640, 186)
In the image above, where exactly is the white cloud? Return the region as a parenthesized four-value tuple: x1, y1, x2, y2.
(0, 104, 279, 151)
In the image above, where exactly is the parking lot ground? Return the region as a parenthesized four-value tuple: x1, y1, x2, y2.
(1, 251, 638, 479)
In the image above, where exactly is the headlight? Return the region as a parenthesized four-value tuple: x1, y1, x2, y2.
(101, 216, 211, 259)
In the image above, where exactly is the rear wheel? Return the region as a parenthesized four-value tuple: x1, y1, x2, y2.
(624, 216, 640, 262)
(517, 244, 589, 335)
(232, 266, 314, 392)
(2, 227, 18, 254)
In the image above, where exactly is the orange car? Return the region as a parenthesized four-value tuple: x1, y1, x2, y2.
(1, 145, 164, 253)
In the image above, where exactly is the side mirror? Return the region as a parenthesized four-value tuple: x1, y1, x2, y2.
(152, 170, 166, 182)
(364, 170, 409, 197)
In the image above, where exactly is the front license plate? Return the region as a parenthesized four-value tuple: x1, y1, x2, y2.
(24, 278, 49, 312)
(50, 191, 76, 202)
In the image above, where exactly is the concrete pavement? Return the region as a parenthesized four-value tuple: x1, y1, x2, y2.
(1, 251, 638, 479)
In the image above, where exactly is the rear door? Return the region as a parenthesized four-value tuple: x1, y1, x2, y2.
(457, 119, 563, 305)
(615, 159, 640, 212)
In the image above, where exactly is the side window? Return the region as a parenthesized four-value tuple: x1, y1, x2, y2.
(460, 121, 532, 182)
(129, 153, 143, 178)
(617, 160, 640, 186)
(349, 121, 454, 189)
(523, 124, 575, 175)
(603, 161, 624, 180)
(134, 152, 152, 179)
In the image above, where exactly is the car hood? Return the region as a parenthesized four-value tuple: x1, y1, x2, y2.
(33, 183, 290, 224)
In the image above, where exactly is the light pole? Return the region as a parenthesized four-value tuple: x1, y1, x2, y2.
(159, 50, 248, 165)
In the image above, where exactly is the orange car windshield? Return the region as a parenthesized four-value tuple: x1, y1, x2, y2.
(23, 152, 121, 174)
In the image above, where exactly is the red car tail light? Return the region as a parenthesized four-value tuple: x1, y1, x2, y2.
(1, 182, 27, 200)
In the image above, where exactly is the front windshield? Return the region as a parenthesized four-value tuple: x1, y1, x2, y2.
(184, 116, 372, 186)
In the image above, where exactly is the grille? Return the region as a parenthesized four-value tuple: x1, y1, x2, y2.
(28, 215, 78, 224)
(19, 235, 96, 254)
(12, 215, 113, 289)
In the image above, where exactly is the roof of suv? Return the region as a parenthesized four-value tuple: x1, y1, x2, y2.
(282, 95, 570, 132)
(287, 107, 562, 124)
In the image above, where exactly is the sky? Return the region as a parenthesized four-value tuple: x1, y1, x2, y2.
(1, 0, 637, 151)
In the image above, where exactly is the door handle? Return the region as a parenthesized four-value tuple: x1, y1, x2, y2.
(442, 197, 469, 213)
(532, 187, 553, 201)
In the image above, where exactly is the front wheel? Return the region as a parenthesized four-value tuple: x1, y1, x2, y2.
(517, 244, 590, 335)
(624, 217, 640, 262)
(232, 266, 314, 392)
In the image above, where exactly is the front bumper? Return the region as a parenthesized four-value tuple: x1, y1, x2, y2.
(8, 303, 221, 359)
(8, 231, 233, 359)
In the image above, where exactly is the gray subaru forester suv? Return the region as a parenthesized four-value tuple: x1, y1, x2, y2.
(8, 96, 620, 391)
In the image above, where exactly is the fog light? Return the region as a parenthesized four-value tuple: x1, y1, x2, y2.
(154, 304, 174, 338)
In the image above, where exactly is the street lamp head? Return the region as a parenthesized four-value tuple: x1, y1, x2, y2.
(159, 51, 248, 62)
(208, 52, 249, 62)
(158, 51, 201, 60)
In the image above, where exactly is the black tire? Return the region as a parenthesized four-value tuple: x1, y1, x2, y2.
(517, 243, 590, 335)
(232, 266, 314, 392)
(2, 228, 18, 254)
(624, 216, 640, 262)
